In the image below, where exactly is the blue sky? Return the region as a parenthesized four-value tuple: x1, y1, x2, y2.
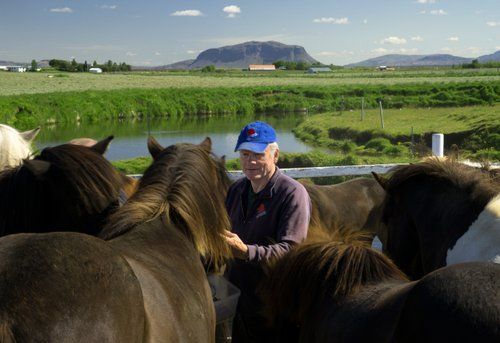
(1, 0, 499, 66)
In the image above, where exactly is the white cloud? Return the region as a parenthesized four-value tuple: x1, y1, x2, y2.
(154, 52, 161, 56)
(50, 7, 73, 13)
(411, 36, 423, 41)
(380, 36, 407, 45)
(371, 48, 388, 54)
(486, 21, 500, 27)
(430, 9, 447, 15)
(100, 5, 117, 10)
(447, 37, 459, 42)
(223, 5, 241, 18)
(313, 17, 349, 24)
(399, 48, 419, 54)
(415, 0, 436, 4)
(170, 10, 203, 17)
(317, 51, 354, 57)
(441, 47, 454, 53)
(363, 19, 368, 24)
(126, 52, 137, 56)
(187, 50, 201, 54)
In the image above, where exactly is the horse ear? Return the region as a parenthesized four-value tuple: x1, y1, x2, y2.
(20, 127, 40, 143)
(220, 155, 226, 165)
(147, 136, 164, 159)
(23, 159, 51, 177)
(91, 136, 114, 155)
(200, 137, 212, 151)
(372, 172, 388, 191)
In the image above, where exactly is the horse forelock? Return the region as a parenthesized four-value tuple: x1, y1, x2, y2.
(261, 241, 407, 325)
(101, 143, 231, 270)
(0, 124, 32, 170)
(0, 144, 122, 235)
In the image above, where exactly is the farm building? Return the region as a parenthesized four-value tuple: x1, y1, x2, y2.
(307, 67, 332, 74)
(89, 67, 103, 73)
(248, 64, 276, 71)
(377, 66, 395, 71)
(7, 66, 26, 72)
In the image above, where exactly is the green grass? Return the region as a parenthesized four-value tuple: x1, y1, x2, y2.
(1, 82, 498, 129)
(1, 69, 500, 96)
(294, 104, 500, 159)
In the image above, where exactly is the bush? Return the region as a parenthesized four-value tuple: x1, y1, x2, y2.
(365, 137, 392, 152)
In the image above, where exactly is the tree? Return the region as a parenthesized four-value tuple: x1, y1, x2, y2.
(201, 65, 216, 72)
(30, 59, 38, 72)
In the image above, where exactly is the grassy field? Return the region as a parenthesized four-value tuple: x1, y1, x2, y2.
(1, 69, 500, 96)
(294, 104, 500, 160)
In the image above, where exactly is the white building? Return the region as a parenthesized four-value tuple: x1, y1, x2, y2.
(248, 64, 276, 71)
(7, 66, 27, 72)
(89, 67, 103, 73)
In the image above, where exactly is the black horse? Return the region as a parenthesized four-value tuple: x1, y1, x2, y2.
(261, 239, 500, 342)
(373, 158, 500, 279)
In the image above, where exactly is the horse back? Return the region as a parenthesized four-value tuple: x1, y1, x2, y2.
(395, 262, 500, 342)
(303, 178, 386, 239)
(109, 219, 216, 343)
(0, 232, 145, 343)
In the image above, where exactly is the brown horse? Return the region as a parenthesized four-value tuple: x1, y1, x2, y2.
(0, 137, 232, 342)
(301, 178, 386, 244)
(0, 136, 125, 236)
(261, 239, 500, 342)
(373, 158, 500, 280)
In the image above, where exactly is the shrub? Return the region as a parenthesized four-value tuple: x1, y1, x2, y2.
(365, 137, 392, 152)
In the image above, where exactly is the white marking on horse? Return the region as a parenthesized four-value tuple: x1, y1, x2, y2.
(371, 235, 383, 251)
(447, 194, 500, 265)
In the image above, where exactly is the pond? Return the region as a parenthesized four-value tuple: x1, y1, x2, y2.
(35, 113, 314, 160)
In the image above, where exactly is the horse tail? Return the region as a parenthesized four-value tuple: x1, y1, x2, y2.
(0, 322, 15, 343)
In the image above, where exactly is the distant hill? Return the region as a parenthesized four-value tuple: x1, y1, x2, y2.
(346, 54, 475, 67)
(161, 41, 319, 70)
(0, 59, 51, 67)
(478, 50, 500, 62)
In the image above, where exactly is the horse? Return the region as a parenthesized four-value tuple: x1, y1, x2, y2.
(372, 158, 500, 280)
(68, 136, 139, 200)
(260, 239, 500, 342)
(300, 178, 386, 244)
(0, 136, 125, 236)
(0, 137, 232, 342)
(0, 124, 40, 170)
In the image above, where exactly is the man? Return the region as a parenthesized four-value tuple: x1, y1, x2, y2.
(223, 121, 311, 342)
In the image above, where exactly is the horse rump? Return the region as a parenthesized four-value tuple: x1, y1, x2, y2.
(0, 232, 145, 342)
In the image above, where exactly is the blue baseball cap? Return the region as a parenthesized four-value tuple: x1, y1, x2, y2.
(234, 121, 277, 153)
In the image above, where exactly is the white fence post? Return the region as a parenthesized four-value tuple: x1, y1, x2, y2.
(432, 133, 444, 157)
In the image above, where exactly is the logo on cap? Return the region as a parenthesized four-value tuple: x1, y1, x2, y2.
(247, 128, 258, 138)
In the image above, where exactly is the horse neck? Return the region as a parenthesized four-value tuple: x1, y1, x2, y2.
(397, 181, 493, 276)
(300, 280, 414, 342)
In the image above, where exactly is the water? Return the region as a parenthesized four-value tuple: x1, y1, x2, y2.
(35, 113, 314, 160)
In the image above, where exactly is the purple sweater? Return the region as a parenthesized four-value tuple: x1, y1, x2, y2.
(225, 168, 311, 315)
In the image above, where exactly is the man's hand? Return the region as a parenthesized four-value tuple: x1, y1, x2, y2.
(222, 230, 249, 260)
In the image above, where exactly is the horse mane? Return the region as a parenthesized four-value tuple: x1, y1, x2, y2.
(0, 144, 123, 235)
(100, 142, 232, 270)
(0, 124, 33, 170)
(261, 239, 407, 325)
(385, 158, 500, 201)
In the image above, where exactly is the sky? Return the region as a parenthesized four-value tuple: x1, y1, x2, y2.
(1, 0, 499, 66)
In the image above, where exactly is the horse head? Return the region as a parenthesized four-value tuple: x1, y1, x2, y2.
(0, 124, 40, 170)
(101, 136, 232, 271)
(0, 136, 124, 236)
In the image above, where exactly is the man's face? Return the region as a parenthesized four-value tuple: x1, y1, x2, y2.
(239, 145, 278, 182)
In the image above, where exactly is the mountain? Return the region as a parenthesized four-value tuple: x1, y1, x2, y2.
(346, 53, 474, 67)
(163, 41, 319, 70)
(478, 50, 500, 62)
